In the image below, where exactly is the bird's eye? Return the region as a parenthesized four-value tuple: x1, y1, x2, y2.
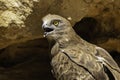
(53, 20, 59, 26)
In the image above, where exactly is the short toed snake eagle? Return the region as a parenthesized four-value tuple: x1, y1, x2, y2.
(42, 14, 120, 80)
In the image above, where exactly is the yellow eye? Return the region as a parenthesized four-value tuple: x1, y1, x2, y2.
(53, 20, 59, 26)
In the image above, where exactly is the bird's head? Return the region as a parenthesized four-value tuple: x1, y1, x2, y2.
(42, 14, 72, 40)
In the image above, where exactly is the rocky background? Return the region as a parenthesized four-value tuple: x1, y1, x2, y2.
(0, 0, 120, 80)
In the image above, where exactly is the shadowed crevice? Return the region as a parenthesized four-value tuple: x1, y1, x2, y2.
(73, 17, 98, 42)
(109, 51, 120, 67)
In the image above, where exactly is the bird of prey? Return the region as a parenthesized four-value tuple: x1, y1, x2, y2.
(42, 14, 120, 80)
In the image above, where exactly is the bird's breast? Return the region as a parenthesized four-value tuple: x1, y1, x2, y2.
(51, 52, 95, 80)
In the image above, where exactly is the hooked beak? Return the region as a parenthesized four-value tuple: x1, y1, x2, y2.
(42, 24, 54, 37)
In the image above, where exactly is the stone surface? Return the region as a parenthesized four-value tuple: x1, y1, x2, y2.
(0, 0, 120, 52)
(0, 38, 55, 80)
(0, 0, 120, 80)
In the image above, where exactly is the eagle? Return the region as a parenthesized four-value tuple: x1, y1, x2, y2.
(42, 14, 120, 80)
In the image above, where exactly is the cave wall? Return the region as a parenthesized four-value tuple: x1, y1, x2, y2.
(0, 38, 55, 80)
(0, 0, 120, 80)
(0, 0, 120, 52)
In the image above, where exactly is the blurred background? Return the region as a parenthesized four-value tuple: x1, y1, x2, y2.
(0, 0, 120, 80)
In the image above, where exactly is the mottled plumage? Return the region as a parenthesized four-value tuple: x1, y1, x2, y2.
(42, 14, 120, 80)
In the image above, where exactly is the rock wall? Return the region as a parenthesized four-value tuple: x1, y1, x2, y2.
(0, 0, 120, 52)
(0, 0, 120, 80)
(0, 38, 55, 80)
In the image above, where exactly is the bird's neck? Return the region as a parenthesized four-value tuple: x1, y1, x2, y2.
(56, 28, 82, 48)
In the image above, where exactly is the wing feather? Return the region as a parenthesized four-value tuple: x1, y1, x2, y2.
(61, 47, 108, 80)
(60, 46, 120, 80)
(95, 47, 120, 80)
